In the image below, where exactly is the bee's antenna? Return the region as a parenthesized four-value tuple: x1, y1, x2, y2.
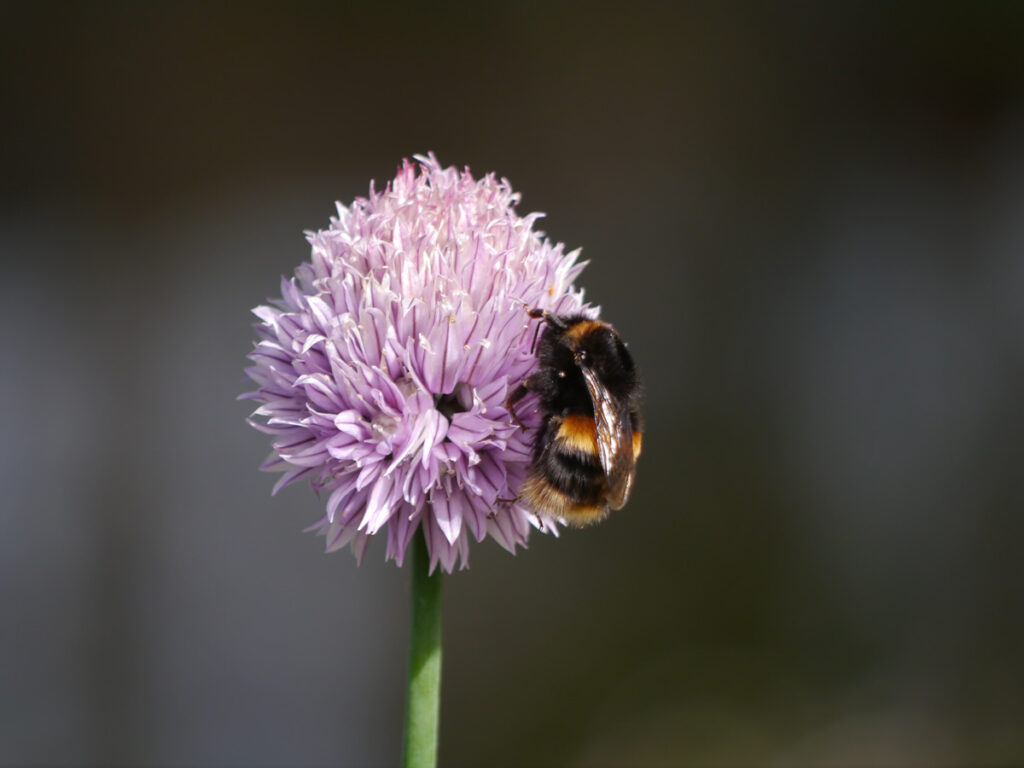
(530, 318, 543, 355)
(526, 306, 569, 331)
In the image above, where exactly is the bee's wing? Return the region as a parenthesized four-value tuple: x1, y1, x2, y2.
(581, 366, 635, 510)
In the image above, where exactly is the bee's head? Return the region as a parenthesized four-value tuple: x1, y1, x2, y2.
(570, 323, 636, 396)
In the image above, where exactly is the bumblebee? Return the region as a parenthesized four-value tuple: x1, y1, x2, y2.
(506, 309, 642, 526)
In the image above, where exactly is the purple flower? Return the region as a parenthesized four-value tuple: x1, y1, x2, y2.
(242, 155, 590, 572)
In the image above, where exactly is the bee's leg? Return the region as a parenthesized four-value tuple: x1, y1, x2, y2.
(505, 381, 530, 428)
(505, 371, 546, 427)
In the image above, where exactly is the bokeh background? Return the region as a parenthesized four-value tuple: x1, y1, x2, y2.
(3, 2, 1023, 766)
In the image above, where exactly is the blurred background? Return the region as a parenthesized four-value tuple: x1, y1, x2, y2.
(2, 2, 1023, 766)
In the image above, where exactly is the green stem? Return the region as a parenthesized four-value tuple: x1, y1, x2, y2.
(402, 531, 442, 768)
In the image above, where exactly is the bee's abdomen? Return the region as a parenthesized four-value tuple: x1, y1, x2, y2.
(520, 412, 610, 526)
(542, 447, 605, 504)
(540, 414, 606, 505)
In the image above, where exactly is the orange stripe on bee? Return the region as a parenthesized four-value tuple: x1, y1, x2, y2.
(632, 431, 643, 459)
(563, 320, 607, 342)
(556, 414, 599, 456)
